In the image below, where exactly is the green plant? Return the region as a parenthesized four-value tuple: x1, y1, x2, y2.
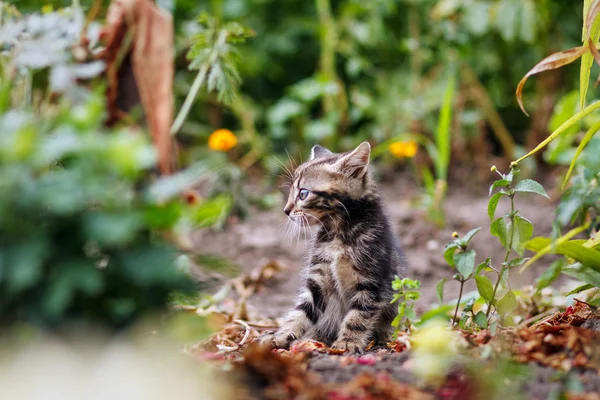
(438, 168, 548, 330)
(0, 5, 239, 330)
(370, 65, 456, 227)
(422, 67, 456, 227)
(171, 12, 254, 135)
(511, 0, 600, 300)
(0, 94, 195, 329)
(390, 276, 421, 334)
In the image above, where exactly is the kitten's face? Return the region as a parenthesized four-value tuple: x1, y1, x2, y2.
(283, 142, 371, 226)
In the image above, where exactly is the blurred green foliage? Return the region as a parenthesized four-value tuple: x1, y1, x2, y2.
(168, 0, 587, 160)
(0, 5, 198, 330)
(0, 94, 194, 329)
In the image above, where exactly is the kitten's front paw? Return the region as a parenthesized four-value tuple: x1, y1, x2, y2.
(272, 330, 298, 349)
(259, 330, 298, 349)
(331, 339, 364, 354)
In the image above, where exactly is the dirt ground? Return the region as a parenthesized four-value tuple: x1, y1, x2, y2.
(192, 171, 559, 319)
(191, 170, 600, 399)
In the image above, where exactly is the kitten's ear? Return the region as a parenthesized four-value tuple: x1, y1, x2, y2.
(310, 145, 333, 160)
(336, 141, 371, 178)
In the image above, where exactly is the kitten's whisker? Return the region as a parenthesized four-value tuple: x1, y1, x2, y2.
(301, 214, 310, 241)
(296, 145, 303, 165)
(269, 151, 295, 183)
(281, 218, 294, 245)
(285, 148, 298, 171)
(304, 212, 330, 237)
(335, 199, 350, 217)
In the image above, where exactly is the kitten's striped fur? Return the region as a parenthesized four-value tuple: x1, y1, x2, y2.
(266, 142, 407, 353)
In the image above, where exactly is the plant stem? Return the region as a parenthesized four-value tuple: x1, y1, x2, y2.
(452, 279, 465, 325)
(170, 30, 228, 136)
(461, 64, 516, 159)
(486, 192, 516, 319)
(170, 64, 209, 136)
(315, 0, 337, 115)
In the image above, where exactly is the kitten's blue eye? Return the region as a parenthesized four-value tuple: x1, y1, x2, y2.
(298, 188, 309, 200)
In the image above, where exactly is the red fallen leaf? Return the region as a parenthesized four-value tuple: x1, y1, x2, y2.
(387, 340, 408, 353)
(565, 306, 575, 315)
(195, 351, 225, 362)
(356, 354, 377, 366)
(289, 339, 329, 354)
(328, 347, 347, 355)
(101, 0, 174, 174)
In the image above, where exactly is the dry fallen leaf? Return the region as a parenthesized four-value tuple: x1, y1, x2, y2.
(101, 0, 174, 174)
(516, 46, 588, 116)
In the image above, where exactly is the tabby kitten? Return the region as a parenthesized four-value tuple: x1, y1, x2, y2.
(266, 141, 407, 353)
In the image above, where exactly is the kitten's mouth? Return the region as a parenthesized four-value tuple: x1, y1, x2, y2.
(289, 214, 312, 226)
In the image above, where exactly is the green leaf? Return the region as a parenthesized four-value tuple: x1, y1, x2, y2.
(404, 307, 416, 321)
(489, 179, 509, 196)
(514, 179, 550, 199)
(434, 67, 456, 181)
(418, 304, 455, 325)
(513, 215, 534, 255)
(405, 291, 421, 301)
(192, 194, 233, 228)
(4, 240, 48, 294)
(463, 297, 475, 313)
(505, 169, 514, 184)
(475, 275, 495, 303)
(391, 314, 402, 327)
(505, 257, 530, 268)
(488, 192, 504, 221)
(444, 242, 460, 267)
(514, 100, 600, 163)
(459, 314, 469, 329)
(84, 212, 143, 246)
(474, 311, 488, 328)
(536, 259, 564, 291)
(491, 217, 509, 249)
(436, 278, 447, 304)
(454, 250, 476, 280)
(521, 224, 591, 271)
(563, 263, 600, 287)
(563, 120, 600, 188)
(499, 267, 509, 287)
(525, 236, 600, 272)
(496, 290, 518, 316)
(459, 228, 481, 248)
(475, 258, 492, 275)
(565, 284, 594, 296)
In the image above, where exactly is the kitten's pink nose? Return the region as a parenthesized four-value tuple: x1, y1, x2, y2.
(284, 206, 293, 216)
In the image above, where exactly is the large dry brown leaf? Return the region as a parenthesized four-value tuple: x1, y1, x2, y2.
(101, 0, 174, 174)
(516, 46, 588, 116)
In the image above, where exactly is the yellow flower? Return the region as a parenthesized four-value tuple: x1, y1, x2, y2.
(389, 140, 418, 158)
(41, 4, 54, 14)
(208, 129, 237, 152)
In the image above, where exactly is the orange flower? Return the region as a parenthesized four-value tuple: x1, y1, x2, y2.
(389, 140, 418, 158)
(208, 129, 237, 152)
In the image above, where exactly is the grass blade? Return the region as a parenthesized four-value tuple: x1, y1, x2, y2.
(514, 100, 600, 164)
(520, 223, 590, 272)
(562, 120, 600, 188)
(435, 66, 456, 181)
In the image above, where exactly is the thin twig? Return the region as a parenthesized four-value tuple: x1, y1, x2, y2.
(216, 319, 251, 353)
(245, 322, 279, 329)
(517, 308, 559, 328)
